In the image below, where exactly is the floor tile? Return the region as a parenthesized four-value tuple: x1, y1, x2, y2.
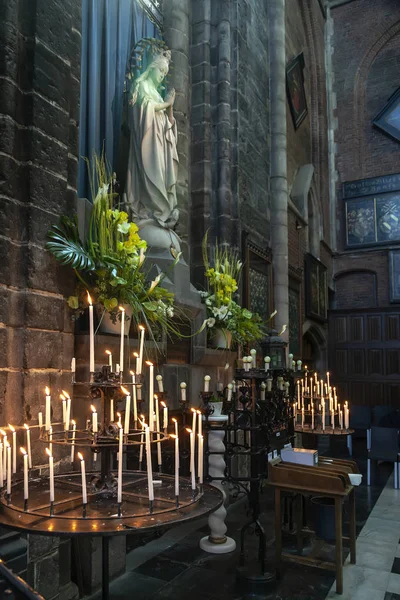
(388, 573, 400, 594)
(355, 547, 394, 571)
(133, 556, 188, 582)
(385, 592, 400, 599)
(392, 558, 400, 574)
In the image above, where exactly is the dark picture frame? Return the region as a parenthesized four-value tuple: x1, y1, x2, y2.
(345, 192, 400, 249)
(373, 87, 400, 144)
(242, 234, 272, 323)
(305, 254, 327, 322)
(389, 250, 400, 303)
(286, 53, 308, 130)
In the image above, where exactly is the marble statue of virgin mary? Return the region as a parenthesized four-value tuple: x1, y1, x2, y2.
(123, 48, 179, 235)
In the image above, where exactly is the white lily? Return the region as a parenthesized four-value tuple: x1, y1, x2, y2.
(279, 324, 287, 336)
(269, 309, 277, 320)
(206, 317, 216, 328)
(139, 247, 146, 266)
(148, 274, 162, 293)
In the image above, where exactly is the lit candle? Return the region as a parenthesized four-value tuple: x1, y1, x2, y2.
(331, 409, 335, 429)
(301, 408, 304, 429)
(63, 391, 71, 432)
(156, 375, 164, 393)
(121, 386, 131, 435)
(71, 357, 76, 374)
(250, 348, 257, 369)
(311, 406, 314, 430)
(172, 418, 179, 468)
(191, 408, 197, 440)
(139, 416, 145, 465)
(20, 447, 28, 501)
(117, 413, 122, 427)
(197, 410, 202, 438)
(105, 350, 112, 371)
(146, 362, 154, 430)
(131, 371, 138, 424)
(77, 452, 87, 505)
(116, 364, 120, 375)
(110, 398, 114, 422)
(46, 448, 54, 503)
(339, 407, 343, 430)
(134, 352, 140, 376)
(155, 395, 162, 468)
(198, 433, 204, 484)
(70, 420, 76, 462)
(38, 412, 43, 430)
(9, 425, 16, 474)
(138, 325, 145, 375)
(1, 431, 7, 483)
(0, 439, 3, 487)
(327, 372, 330, 390)
(161, 401, 168, 430)
(322, 402, 326, 431)
(297, 380, 301, 408)
(118, 306, 125, 374)
(180, 382, 187, 402)
(227, 383, 233, 402)
(87, 291, 95, 373)
(186, 428, 196, 491)
(60, 394, 66, 427)
(264, 356, 271, 372)
(118, 426, 123, 504)
(49, 425, 53, 455)
(91, 405, 98, 433)
(6, 443, 11, 496)
(24, 424, 32, 469)
(145, 425, 154, 503)
(344, 401, 349, 429)
(45, 387, 51, 431)
(204, 375, 211, 393)
(171, 433, 179, 499)
(260, 382, 266, 401)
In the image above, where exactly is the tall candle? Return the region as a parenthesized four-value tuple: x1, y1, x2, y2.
(301, 408, 304, 429)
(345, 401, 349, 429)
(21, 448, 28, 501)
(250, 348, 257, 369)
(227, 383, 233, 402)
(91, 406, 98, 433)
(110, 398, 114, 423)
(118, 306, 125, 373)
(130, 371, 138, 424)
(180, 382, 187, 402)
(106, 350, 112, 371)
(24, 424, 32, 469)
(191, 408, 197, 440)
(161, 401, 168, 430)
(322, 402, 326, 431)
(171, 434, 179, 498)
(156, 375, 164, 393)
(139, 417, 145, 465)
(49, 425, 53, 456)
(45, 387, 51, 431)
(134, 352, 140, 376)
(155, 395, 162, 468)
(71, 357, 76, 375)
(264, 356, 271, 372)
(145, 426, 154, 502)
(311, 406, 314, 430)
(46, 448, 54, 503)
(327, 372, 330, 391)
(198, 434, 204, 484)
(297, 381, 301, 408)
(1, 431, 7, 483)
(121, 386, 131, 435)
(61, 394, 66, 428)
(9, 426, 16, 474)
(260, 382, 266, 401)
(138, 326, 145, 375)
(6, 443, 11, 496)
(70, 420, 76, 462)
(118, 426, 123, 503)
(187, 429, 196, 491)
(64, 391, 71, 432)
(146, 362, 154, 430)
(38, 412, 43, 430)
(0, 440, 3, 487)
(197, 410, 202, 438)
(87, 292, 95, 373)
(77, 452, 87, 505)
(172, 418, 179, 469)
(204, 375, 211, 393)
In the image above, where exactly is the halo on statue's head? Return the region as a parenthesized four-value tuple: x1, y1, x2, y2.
(149, 49, 171, 73)
(125, 38, 172, 105)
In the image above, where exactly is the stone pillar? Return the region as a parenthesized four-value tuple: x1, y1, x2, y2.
(269, 0, 289, 337)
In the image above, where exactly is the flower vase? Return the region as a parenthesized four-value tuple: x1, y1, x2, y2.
(97, 304, 132, 336)
(209, 402, 223, 417)
(209, 328, 232, 349)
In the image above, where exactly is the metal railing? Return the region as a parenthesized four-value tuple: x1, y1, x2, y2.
(0, 560, 44, 600)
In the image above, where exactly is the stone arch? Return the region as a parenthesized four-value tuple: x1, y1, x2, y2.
(302, 321, 327, 371)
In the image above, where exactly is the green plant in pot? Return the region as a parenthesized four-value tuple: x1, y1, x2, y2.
(45, 153, 183, 342)
(200, 233, 265, 349)
(208, 394, 224, 417)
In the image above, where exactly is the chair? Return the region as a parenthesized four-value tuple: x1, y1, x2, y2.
(372, 405, 398, 427)
(349, 405, 372, 455)
(367, 426, 400, 488)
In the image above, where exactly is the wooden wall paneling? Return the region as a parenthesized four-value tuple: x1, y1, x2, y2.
(349, 316, 364, 342)
(367, 349, 383, 375)
(366, 314, 381, 341)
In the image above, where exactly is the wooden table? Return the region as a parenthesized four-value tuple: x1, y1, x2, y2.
(269, 457, 359, 595)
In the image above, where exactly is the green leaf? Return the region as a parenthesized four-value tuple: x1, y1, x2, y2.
(117, 222, 131, 234)
(67, 296, 79, 309)
(104, 298, 118, 311)
(46, 217, 95, 271)
(242, 309, 252, 319)
(142, 301, 159, 312)
(110, 277, 127, 287)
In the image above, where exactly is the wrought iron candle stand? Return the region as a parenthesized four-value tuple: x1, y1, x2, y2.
(0, 365, 223, 600)
(200, 367, 295, 589)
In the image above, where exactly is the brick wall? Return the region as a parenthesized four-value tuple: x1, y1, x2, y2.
(0, 0, 81, 435)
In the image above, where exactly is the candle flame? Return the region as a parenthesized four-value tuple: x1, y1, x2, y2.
(172, 418, 177, 423)
(45, 448, 52, 457)
(105, 350, 111, 356)
(45, 387, 50, 395)
(119, 306, 125, 312)
(117, 412, 121, 418)
(8, 424, 15, 433)
(170, 434, 177, 439)
(20, 447, 26, 455)
(5, 442, 9, 448)
(90, 405, 96, 413)
(72, 420, 76, 426)
(198, 433, 203, 440)
(139, 325, 145, 331)
(0, 430, 5, 437)
(191, 408, 196, 414)
(161, 401, 166, 408)
(186, 428, 192, 434)
(86, 291, 92, 306)
(77, 452, 84, 461)
(60, 393, 65, 401)
(120, 386, 129, 396)
(133, 352, 139, 358)
(145, 361, 153, 367)
(130, 370, 135, 376)
(62, 390, 70, 399)
(24, 424, 29, 431)
(197, 410, 201, 415)
(154, 394, 158, 400)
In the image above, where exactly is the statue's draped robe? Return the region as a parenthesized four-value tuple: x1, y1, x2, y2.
(124, 80, 179, 228)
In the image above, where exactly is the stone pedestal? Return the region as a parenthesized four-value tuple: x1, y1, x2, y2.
(27, 535, 78, 600)
(200, 417, 236, 554)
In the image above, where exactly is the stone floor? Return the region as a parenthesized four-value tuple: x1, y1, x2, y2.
(88, 436, 393, 600)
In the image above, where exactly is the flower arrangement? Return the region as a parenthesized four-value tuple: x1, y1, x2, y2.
(45, 153, 182, 340)
(200, 233, 265, 346)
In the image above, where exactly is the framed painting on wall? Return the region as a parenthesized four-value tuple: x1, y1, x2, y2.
(286, 53, 308, 130)
(373, 87, 400, 144)
(305, 254, 327, 322)
(242, 235, 272, 324)
(345, 192, 400, 248)
(389, 250, 400, 303)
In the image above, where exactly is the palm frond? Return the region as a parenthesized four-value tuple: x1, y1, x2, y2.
(45, 217, 95, 271)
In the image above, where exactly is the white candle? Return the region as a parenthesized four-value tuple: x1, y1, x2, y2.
(197, 410, 202, 438)
(0, 441, 3, 487)
(87, 292, 95, 373)
(172, 418, 179, 469)
(21, 448, 28, 500)
(1, 432, 7, 483)
(131, 371, 138, 424)
(77, 452, 87, 505)
(327, 371, 330, 390)
(156, 375, 164, 393)
(297, 360, 302, 371)
(187, 429, 196, 491)
(297, 381, 301, 408)
(45, 387, 51, 431)
(250, 348, 257, 369)
(106, 350, 112, 371)
(116, 364, 120, 375)
(118, 426, 123, 503)
(161, 401, 168, 429)
(118, 306, 125, 374)
(260, 382, 266, 401)
(91, 405, 98, 433)
(180, 382, 187, 402)
(70, 421, 76, 462)
(61, 394, 66, 427)
(331, 409, 335, 429)
(155, 395, 162, 467)
(24, 424, 32, 469)
(264, 356, 271, 372)
(198, 434, 204, 484)
(288, 353, 293, 369)
(322, 402, 326, 431)
(339, 409, 343, 430)
(110, 399, 114, 422)
(121, 386, 131, 435)
(9, 426, 16, 474)
(71, 357, 76, 374)
(145, 426, 154, 502)
(146, 362, 154, 430)
(171, 433, 179, 497)
(267, 378, 272, 392)
(49, 425, 53, 456)
(204, 375, 211, 393)
(134, 352, 140, 376)
(301, 408, 304, 429)
(311, 406, 314, 430)
(191, 408, 197, 440)
(64, 391, 71, 432)
(117, 413, 122, 427)
(345, 401, 349, 429)
(138, 325, 145, 375)
(6, 443, 11, 496)
(227, 383, 233, 402)
(38, 412, 43, 430)
(46, 448, 54, 503)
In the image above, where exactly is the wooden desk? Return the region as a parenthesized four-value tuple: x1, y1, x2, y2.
(269, 457, 359, 595)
